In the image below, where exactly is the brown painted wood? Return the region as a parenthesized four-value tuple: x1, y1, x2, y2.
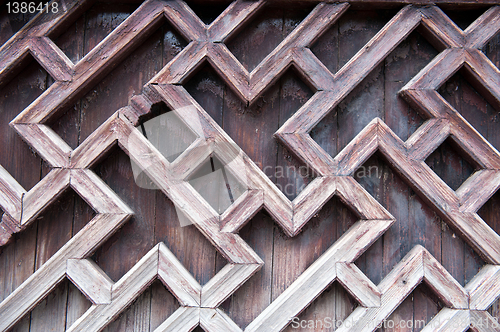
(2, 2, 500, 331)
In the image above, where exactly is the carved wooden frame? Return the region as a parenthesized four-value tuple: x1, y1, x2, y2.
(1, 0, 500, 331)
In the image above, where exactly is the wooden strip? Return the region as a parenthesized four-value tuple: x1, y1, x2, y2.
(246, 219, 393, 332)
(220, 190, 263, 233)
(70, 169, 133, 214)
(470, 310, 500, 332)
(163, 0, 206, 41)
(291, 47, 336, 90)
(464, 49, 500, 109)
(67, 259, 114, 304)
(447, 211, 500, 265)
(423, 250, 468, 309)
(406, 118, 450, 160)
(292, 176, 337, 233)
(12, 123, 72, 167)
(151, 42, 209, 85)
(458, 170, 500, 212)
(402, 48, 465, 91)
(29, 36, 74, 82)
(200, 308, 242, 332)
(158, 242, 201, 307)
(420, 6, 465, 49)
(21, 168, 71, 225)
(0, 164, 25, 218)
(0, 214, 20, 246)
(201, 263, 261, 308)
(335, 177, 393, 220)
(70, 112, 120, 168)
(208, 0, 265, 42)
(276, 132, 335, 176)
(336, 262, 381, 308)
(333, 118, 380, 176)
(421, 308, 470, 332)
(68, 244, 160, 331)
(153, 306, 200, 332)
(466, 265, 500, 310)
(465, 6, 500, 49)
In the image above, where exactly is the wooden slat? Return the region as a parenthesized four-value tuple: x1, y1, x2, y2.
(336, 262, 381, 308)
(29, 37, 74, 82)
(200, 308, 242, 332)
(157, 242, 201, 307)
(153, 307, 200, 332)
(466, 265, 500, 310)
(67, 259, 114, 304)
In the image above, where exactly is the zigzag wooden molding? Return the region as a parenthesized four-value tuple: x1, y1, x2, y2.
(1, 1, 500, 331)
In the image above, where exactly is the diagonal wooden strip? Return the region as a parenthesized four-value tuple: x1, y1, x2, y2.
(29, 36, 74, 82)
(421, 308, 470, 332)
(469, 310, 500, 332)
(457, 170, 500, 212)
(466, 264, 500, 310)
(67, 258, 114, 305)
(423, 250, 468, 309)
(406, 118, 450, 160)
(220, 190, 263, 233)
(12, 123, 72, 167)
(158, 242, 201, 307)
(336, 262, 381, 308)
(70, 112, 121, 168)
(208, 0, 265, 42)
(464, 49, 500, 109)
(70, 169, 133, 214)
(292, 176, 337, 233)
(465, 6, 500, 49)
(402, 48, 465, 91)
(335, 176, 393, 220)
(153, 307, 200, 332)
(163, 0, 206, 41)
(200, 308, 242, 332)
(420, 6, 465, 49)
(201, 263, 262, 308)
(0, 164, 25, 218)
(245, 219, 393, 332)
(21, 168, 71, 225)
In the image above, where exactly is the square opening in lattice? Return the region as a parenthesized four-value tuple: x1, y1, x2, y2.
(188, 154, 248, 215)
(355, 151, 485, 286)
(438, 69, 500, 153)
(225, 3, 316, 72)
(186, 0, 232, 25)
(52, 2, 140, 64)
(425, 137, 478, 192)
(310, 8, 400, 76)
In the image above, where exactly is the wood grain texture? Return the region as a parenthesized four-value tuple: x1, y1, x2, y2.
(1, 1, 500, 331)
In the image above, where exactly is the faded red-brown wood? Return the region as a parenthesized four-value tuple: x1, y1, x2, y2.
(2, 1, 500, 332)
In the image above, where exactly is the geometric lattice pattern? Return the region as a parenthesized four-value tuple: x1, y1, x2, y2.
(1, 1, 500, 331)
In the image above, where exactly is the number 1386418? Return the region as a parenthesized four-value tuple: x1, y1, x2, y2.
(6, 2, 58, 14)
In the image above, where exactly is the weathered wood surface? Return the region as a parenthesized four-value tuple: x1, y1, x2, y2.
(1, 1, 500, 332)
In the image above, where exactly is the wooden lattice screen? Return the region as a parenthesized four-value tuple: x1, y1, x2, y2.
(1, 0, 500, 331)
